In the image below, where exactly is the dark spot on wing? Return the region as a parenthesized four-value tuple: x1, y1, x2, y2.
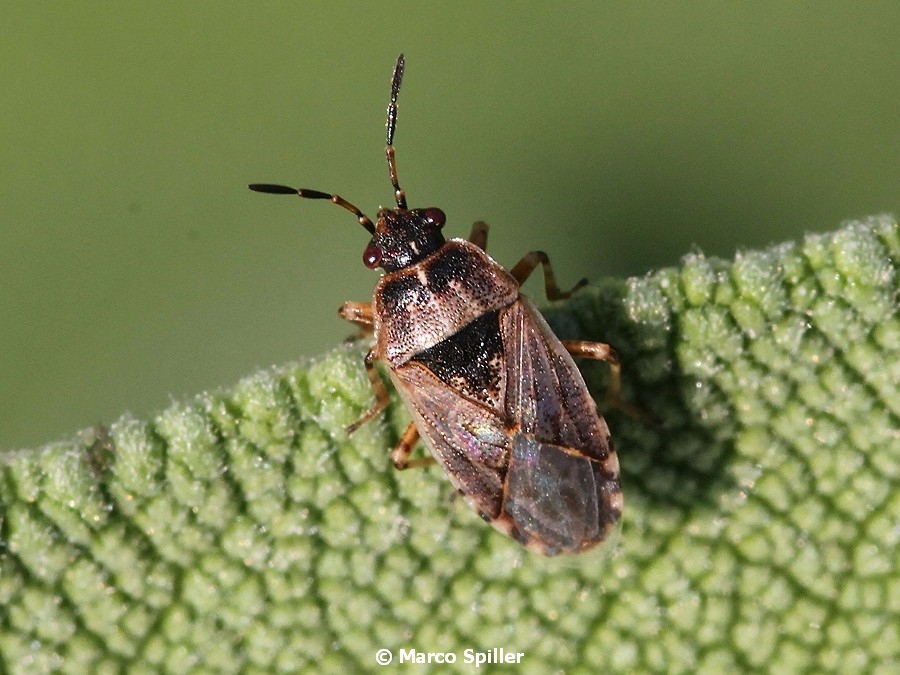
(413, 310, 504, 406)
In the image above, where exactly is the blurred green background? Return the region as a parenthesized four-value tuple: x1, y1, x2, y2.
(2, 3, 898, 449)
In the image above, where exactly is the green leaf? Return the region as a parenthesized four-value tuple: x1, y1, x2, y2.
(1, 215, 897, 673)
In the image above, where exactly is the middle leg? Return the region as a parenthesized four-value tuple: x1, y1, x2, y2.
(468, 222, 587, 300)
(346, 347, 391, 434)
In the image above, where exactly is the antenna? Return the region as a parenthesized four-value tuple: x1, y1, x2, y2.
(386, 53, 407, 210)
(247, 184, 376, 234)
(248, 55, 411, 230)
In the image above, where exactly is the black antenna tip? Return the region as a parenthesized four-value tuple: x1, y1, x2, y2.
(391, 54, 405, 100)
(248, 183, 298, 195)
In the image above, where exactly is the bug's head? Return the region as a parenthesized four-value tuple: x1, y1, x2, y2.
(249, 55, 447, 273)
(363, 206, 446, 271)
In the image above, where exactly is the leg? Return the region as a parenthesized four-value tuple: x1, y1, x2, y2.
(469, 222, 586, 300)
(562, 339, 622, 398)
(341, 305, 437, 464)
(468, 221, 489, 250)
(562, 340, 653, 422)
(339, 301, 375, 335)
(346, 348, 391, 434)
(391, 422, 436, 469)
(509, 251, 588, 300)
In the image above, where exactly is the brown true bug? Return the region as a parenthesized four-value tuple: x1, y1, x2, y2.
(250, 54, 624, 555)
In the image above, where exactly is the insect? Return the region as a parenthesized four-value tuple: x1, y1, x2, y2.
(250, 54, 623, 555)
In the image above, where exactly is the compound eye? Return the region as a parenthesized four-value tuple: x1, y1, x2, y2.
(363, 242, 382, 269)
(422, 207, 446, 228)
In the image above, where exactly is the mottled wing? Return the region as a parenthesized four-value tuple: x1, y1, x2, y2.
(389, 360, 510, 523)
(389, 298, 621, 556)
(499, 297, 622, 555)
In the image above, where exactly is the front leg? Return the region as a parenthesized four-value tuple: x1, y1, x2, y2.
(339, 301, 375, 336)
(468, 221, 489, 250)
